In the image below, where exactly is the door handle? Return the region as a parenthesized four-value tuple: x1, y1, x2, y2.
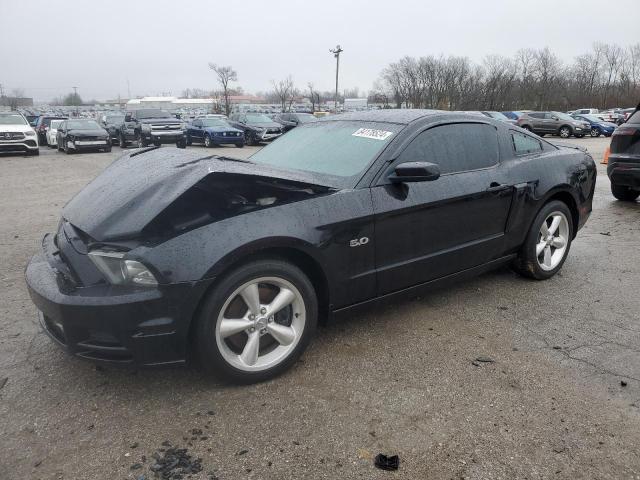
(486, 182, 510, 193)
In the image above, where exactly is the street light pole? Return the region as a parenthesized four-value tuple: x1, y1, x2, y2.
(72, 86, 79, 116)
(329, 45, 343, 113)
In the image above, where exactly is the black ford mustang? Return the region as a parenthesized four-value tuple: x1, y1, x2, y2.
(25, 110, 596, 383)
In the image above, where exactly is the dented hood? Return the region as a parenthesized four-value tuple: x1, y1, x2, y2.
(62, 147, 334, 241)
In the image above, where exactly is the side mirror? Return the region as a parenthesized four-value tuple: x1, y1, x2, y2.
(390, 162, 440, 183)
(124, 114, 132, 122)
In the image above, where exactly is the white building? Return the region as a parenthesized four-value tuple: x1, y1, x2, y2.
(126, 96, 218, 111)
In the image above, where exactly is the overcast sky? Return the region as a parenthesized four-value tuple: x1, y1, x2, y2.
(2, 0, 638, 102)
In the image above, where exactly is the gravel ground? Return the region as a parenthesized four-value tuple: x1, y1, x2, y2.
(1, 136, 639, 480)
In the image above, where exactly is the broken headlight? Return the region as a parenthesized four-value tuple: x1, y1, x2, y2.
(88, 251, 158, 287)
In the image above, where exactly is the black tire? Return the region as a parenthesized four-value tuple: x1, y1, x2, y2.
(104, 145, 112, 153)
(120, 134, 128, 148)
(186, 135, 192, 146)
(63, 140, 71, 154)
(235, 142, 245, 148)
(590, 127, 600, 137)
(136, 133, 148, 148)
(559, 126, 572, 138)
(176, 138, 187, 149)
(512, 200, 573, 280)
(195, 258, 318, 384)
(611, 183, 640, 201)
(57, 141, 62, 152)
(204, 134, 212, 148)
(28, 149, 40, 156)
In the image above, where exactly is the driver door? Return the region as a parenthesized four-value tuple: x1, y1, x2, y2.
(372, 122, 514, 295)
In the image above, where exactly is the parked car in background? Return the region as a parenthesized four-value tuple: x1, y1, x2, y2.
(46, 119, 64, 147)
(480, 111, 517, 125)
(0, 111, 39, 155)
(502, 111, 526, 120)
(98, 113, 125, 145)
(274, 112, 317, 131)
(56, 119, 111, 154)
(517, 112, 590, 138)
(574, 108, 599, 115)
(571, 114, 616, 137)
(607, 104, 640, 201)
(119, 109, 187, 148)
(621, 108, 636, 123)
(228, 113, 284, 145)
(34, 115, 67, 145)
(600, 110, 625, 125)
(25, 115, 39, 127)
(186, 118, 245, 148)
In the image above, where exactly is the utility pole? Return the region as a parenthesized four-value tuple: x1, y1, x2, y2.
(72, 86, 79, 116)
(329, 45, 343, 113)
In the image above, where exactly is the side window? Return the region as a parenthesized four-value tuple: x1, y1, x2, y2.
(397, 123, 499, 175)
(511, 131, 542, 155)
(193, 120, 201, 127)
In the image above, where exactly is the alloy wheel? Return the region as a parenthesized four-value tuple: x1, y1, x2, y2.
(590, 128, 599, 137)
(536, 212, 569, 271)
(559, 127, 570, 138)
(205, 135, 211, 147)
(215, 277, 306, 372)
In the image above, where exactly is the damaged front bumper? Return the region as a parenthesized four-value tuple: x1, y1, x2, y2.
(25, 243, 213, 367)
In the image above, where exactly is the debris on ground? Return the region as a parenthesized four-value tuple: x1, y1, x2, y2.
(0, 377, 7, 390)
(374, 453, 399, 471)
(621, 381, 628, 387)
(475, 356, 495, 363)
(599, 232, 611, 236)
(148, 443, 202, 479)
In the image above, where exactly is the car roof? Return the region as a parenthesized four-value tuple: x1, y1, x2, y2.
(315, 109, 445, 125)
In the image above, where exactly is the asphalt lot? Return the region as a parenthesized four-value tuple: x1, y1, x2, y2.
(1, 136, 639, 479)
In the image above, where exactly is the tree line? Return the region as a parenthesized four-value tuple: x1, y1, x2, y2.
(370, 43, 640, 111)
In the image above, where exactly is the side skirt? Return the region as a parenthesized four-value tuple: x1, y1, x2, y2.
(329, 254, 516, 321)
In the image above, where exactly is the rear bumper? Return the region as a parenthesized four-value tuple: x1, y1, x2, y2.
(608, 160, 640, 188)
(25, 250, 213, 367)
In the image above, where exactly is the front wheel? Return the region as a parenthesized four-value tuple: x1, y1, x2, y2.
(195, 259, 318, 384)
(512, 200, 573, 280)
(235, 142, 245, 148)
(559, 126, 572, 138)
(176, 138, 187, 149)
(590, 127, 600, 137)
(611, 183, 640, 201)
(204, 134, 212, 148)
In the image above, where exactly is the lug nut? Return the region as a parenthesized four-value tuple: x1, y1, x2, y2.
(260, 307, 267, 314)
(249, 327, 255, 333)
(249, 314, 255, 320)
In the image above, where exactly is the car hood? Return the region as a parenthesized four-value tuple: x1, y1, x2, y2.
(62, 147, 335, 242)
(204, 126, 243, 133)
(247, 121, 282, 130)
(0, 124, 35, 134)
(67, 129, 108, 136)
(138, 118, 179, 124)
(600, 122, 617, 128)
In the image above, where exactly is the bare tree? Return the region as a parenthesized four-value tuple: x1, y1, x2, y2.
(307, 83, 320, 112)
(272, 76, 294, 112)
(209, 64, 237, 116)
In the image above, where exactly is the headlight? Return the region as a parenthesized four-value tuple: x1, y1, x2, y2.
(88, 251, 158, 286)
(25, 130, 36, 136)
(141, 124, 151, 131)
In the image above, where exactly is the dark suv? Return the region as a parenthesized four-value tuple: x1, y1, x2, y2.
(607, 104, 640, 201)
(517, 112, 590, 138)
(119, 109, 187, 148)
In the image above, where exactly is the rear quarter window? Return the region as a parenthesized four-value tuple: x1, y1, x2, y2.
(511, 131, 543, 155)
(628, 110, 640, 124)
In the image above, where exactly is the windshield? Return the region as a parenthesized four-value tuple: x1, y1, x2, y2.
(250, 121, 401, 187)
(554, 112, 574, 121)
(246, 114, 273, 123)
(67, 120, 102, 130)
(487, 112, 509, 120)
(136, 109, 172, 119)
(0, 114, 27, 125)
(201, 119, 230, 127)
(49, 120, 64, 129)
(105, 115, 124, 123)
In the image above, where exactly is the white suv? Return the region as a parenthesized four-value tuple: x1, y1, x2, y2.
(0, 112, 39, 155)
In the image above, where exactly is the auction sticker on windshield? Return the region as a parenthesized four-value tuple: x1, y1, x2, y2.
(352, 128, 394, 140)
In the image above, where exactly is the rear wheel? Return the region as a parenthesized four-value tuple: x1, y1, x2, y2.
(590, 127, 600, 137)
(195, 259, 317, 384)
(611, 183, 640, 201)
(119, 133, 128, 148)
(176, 138, 187, 149)
(204, 134, 212, 148)
(512, 200, 573, 280)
